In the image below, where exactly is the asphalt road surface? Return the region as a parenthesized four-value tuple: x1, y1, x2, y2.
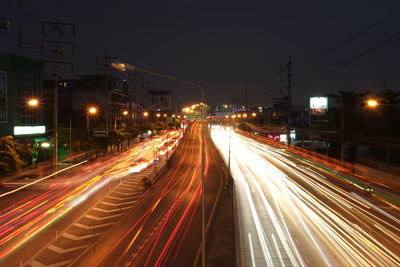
(0, 131, 182, 266)
(72, 122, 227, 267)
(211, 126, 400, 267)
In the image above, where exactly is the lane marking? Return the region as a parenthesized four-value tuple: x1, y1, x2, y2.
(106, 195, 139, 201)
(29, 259, 73, 267)
(248, 232, 256, 267)
(73, 222, 113, 230)
(84, 213, 122, 220)
(48, 244, 89, 254)
(100, 200, 137, 206)
(63, 232, 103, 240)
(93, 206, 130, 213)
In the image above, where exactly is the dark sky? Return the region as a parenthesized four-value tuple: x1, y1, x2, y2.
(1, 0, 400, 107)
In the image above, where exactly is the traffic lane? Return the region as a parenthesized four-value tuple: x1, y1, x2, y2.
(75, 123, 226, 267)
(0, 152, 140, 261)
(245, 136, 400, 233)
(211, 127, 400, 266)
(0, 133, 177, 264)
(123, 124, 226, 267)
(73, 126, 200, 266)
(228, 139, 330, 266)
(168, 126, 227, 267)
(243, 135, 400, 265)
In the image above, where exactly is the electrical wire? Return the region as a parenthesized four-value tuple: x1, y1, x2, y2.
(298, 31, 400, 85)
(295, 6, 400, 64)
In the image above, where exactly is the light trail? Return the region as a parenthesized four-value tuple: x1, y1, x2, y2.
(90, 122, 224, 267)
(211, 126, 400, 266)
(0, 131, 182, 262)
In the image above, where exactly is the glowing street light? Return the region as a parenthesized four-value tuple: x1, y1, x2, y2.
(123, 110, 128, 116)
(88, 107, 97, 114)
(243, 113, 247, 118)
(252, 112, 257, 117)
(143, 112, 149, 117)
(163, 114, 167, 117)
(27, 98, 39, 107)
(87, 106, 97, 135)
(367, 98, 379, 108)
(156, 113, 161, 117)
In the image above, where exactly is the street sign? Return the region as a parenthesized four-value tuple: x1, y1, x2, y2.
(152, 160, 158, 166)
(93, 129, 108, 137)
(14, 125, 46, 135)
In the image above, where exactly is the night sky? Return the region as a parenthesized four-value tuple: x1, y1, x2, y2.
(1, 0, 400, 107)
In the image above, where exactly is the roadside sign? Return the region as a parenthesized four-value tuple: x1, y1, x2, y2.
(93, 129, 108, 137)
(152, 160, 158, 166)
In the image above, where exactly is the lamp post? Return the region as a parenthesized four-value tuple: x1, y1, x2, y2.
(143, 112, 149, 127)
(87, 106, 97, 136)
(111, 61, 206, 267)
(226, 115, 232, 188)
(365, 98, 392, 164)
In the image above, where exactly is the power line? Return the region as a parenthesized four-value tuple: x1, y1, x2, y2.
(0, 0, 41, 23)
(295, 6, 400, 64)
(1, 0, 97, 68)
(298, 31, 400, 86)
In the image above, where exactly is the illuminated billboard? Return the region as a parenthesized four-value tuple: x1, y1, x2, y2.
(310, 97, 328, 115)
(14, 126, 46, 135)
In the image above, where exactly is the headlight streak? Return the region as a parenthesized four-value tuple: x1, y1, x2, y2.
(0, 131, 180, 261)
(232, 145, 305, 266)
(211, 126, 400, 267)
(238, 130, 398, 260)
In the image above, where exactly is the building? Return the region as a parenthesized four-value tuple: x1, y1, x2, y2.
(0, 53, 45, 137)
(44, 74, 132, 131)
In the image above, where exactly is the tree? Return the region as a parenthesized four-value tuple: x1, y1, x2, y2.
(327, 90, 367, 133)
(0, 136, 33, 174)
(378, 88, 400, 137)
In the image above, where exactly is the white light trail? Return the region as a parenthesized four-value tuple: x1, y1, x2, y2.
(211, 126, 400, 267)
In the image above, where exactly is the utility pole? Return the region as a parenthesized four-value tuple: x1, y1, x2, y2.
(281, 55, 293, 145)
(18, 0, 22, 55)
(96, 55, 115, 130)
(42, 21, 75, 172)
(244, 82, 248, 109)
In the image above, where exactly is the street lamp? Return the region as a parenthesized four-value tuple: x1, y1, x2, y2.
(87, 106, 97, 135)
(366, 98, 379, 108)
(111, 61, 206, 267)
(27, 98, 39, 107)
(143, 112, 149, 127)
(123, 110, 128, 116)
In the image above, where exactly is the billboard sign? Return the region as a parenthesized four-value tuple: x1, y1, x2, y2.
(0, 72, 6, 122)
(310, 97, 328, 115)
(14, 125, 46, 135)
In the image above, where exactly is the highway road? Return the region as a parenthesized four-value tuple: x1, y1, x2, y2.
(0, 131, 182, 266)
(211, 126, 400, 267)
(71, 122, 227, 267)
